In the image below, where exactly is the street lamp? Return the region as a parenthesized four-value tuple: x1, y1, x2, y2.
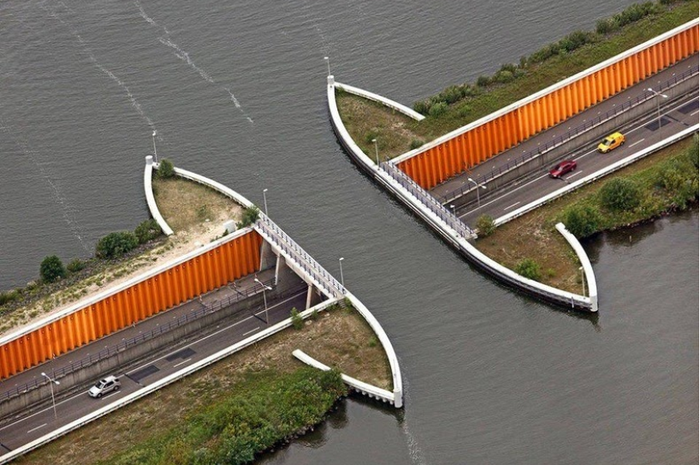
(372, 138, 379, 166)
(338, 257, 345, 287)
(450, 204, 456, 216)
(579, 266, 586, 296)
(324, 56, 331, 77)
(466, 178, 487, 207)
(647, 88, 668, 139)
(262, 188, 268, 216)
(41, 372, 60, 420)
(152, 130, 158, 163)
(254, 278, 272, 324)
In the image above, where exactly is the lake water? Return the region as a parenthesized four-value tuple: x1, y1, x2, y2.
(0, 1, 696, 463)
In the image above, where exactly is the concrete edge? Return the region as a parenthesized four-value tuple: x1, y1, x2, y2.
(173, 166, 254, 209)
(493, 124, 700, 226)
(328, 81, 593, 311)
(392, 20, 699, 165)
(144, 156, 174, 236)
(555, 223, 598, 312)
(335, 81, 426, 122)
(292, 350, 396, 406)
(0, 298, 340, 465)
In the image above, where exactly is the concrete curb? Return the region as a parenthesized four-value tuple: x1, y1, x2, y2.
(556, 223, 598, 312)
(335, 81, 425, 121)
(143, 156, 173, 236)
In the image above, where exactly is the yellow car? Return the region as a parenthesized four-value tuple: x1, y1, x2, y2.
(597, 132, 625, 153)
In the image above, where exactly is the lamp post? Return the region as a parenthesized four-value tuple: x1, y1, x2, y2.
(647, 88, 668, 140)
(579, 266, 586, 296)
(152, 130, 158, 163)
(372, 138, 379, 166)
(262, 189, 269, 216)
(324, 56, 331, 77)
(338, 257, 345, 287)
(254, 278, 272, 324)
(450, 204, 456, 216)
(41, 372, 60, 420)
(466, 178, 487, 207)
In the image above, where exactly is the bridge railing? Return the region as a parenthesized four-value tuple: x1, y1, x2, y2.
(438, 64, 700, 203)
(255, 214, 346, 299)
(0, 277, 282, 404)
(380, 160, 476, 239)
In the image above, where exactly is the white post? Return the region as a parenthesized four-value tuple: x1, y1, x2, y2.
(338, 257, 345, 287)
(324, 56, 331, 77)
(41, 372, 59, 420)
(450, 204, 456, 216)
(372, 138, 379, 166)
(152, 130, 158, 163)
(647, 88, 668, 140)
(255, 278, 272, 324)
(263, 188, 269, 216)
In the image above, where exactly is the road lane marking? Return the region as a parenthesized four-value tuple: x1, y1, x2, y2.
(243, 327, 260, 336)
(691, 110, 699, 116)
(504, 202, 520, 211)
(566, 171, 582, 179)
(173, 358, 192, 368)
(27, 423, 46, 434)
(629, 138, 645, 147)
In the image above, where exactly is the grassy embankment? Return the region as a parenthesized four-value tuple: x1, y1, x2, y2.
(337, 0, 698, 161)
(20, 303, 392, 465)
(475, 137, 698, 293)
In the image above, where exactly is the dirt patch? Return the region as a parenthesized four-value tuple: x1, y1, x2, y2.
(21, 305, 391, 465)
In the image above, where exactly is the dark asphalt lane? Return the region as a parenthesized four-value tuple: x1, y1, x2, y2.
(0, 285, 309, 452)
(455, 93, 698, 227)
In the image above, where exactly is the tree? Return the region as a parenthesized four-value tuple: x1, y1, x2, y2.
(135, 219, 162, 244)
(96, 232, 139, 259)
(600, 178, 641, 211)
(40, 255, 66, 283)
(157, 158, 175, 178)
(564, 205, 601, 238)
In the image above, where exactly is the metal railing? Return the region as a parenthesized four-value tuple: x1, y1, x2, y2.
(380, 160, 476, 239)
(255, 214, 346, 299)
(0, 277, 281, 404)
(438, 64, 699, 203)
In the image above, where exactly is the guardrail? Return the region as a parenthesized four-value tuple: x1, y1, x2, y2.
(381, 160, 476, 239)
(0, 277, 280, 404)
(438, 64, 699, 204)
(255, 214, 346, 299)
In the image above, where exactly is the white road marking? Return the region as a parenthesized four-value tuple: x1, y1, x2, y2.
(504, 202, 520, 211)
(629, 138, 645, 147)
(243, 327, 260, 336)
(691, 110, 699, 116)
(173, 358, 192, 368)
(27, 423, 46, 434)
(566, 171, 582, 179)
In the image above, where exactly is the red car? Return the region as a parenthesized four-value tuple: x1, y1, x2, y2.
(549, 160, 577, 178)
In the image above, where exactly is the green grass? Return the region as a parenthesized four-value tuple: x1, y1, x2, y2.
(99, 368, 346, 465)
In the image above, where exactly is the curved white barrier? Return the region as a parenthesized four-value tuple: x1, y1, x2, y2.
(556, 223, 598, 312)
(143, 156, 174, 236)
(334, 80, 425, 121)
(328, 80, 595, 311)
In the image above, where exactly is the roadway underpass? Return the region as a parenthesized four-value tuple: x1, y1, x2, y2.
(429, 55, 699, 228)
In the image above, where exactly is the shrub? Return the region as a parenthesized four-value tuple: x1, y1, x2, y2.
(440, 86, 463, 104)
(499, 63, 518, 74)
(428, 101, 448, 117)
(409, 138, 425, 150)
(494, 70, 514, 84)
(686, 134, 699, 168)
(135, 219, 162, 244)
(290, 307, 303, 330)
(96, 231, 139, 259)
(0, 290, 20, 306)
(476, 75, 491, 87)
(476, 214, 496, 237)
(66, 258, 86, 273)
(413, 100, 430, 115)
(564, 205, 601, 238)
(596, 18, 618, 35)
(236, 206, 260, 228)
(515, 258, 541, 281)
(156, 158, 175, 178)
(40, 255, 66, 283)
(600, 178, 641, 211)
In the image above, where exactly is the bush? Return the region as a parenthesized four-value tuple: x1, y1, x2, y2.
(135, 219, 162, 244)
(686, 134, 699, 168)
(428, 101, 448, 117)
(413, 100, 430, 115)
(40, 255, 66, 283)
(564, 205, 601, 238)
(409, 138, 425, 150)
(515, 258, 541, 281)
(600, 177, 641, 211)
(440, 86, 463, 105)
(96, 231, 139, 259)
(476, 75, 491, 87)
(66, 258, 86, 273)
(236, 206, 260, 228)
(476, 214, 496, 237)
(494, 70, 514, 84)
(0, 290, 20, 306)
(290, 307, 303, 330)
(156, 158, 175, 178)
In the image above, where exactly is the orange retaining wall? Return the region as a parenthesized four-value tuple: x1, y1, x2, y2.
(0, 230, 263, 380)
(397, 22, 699, 190)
